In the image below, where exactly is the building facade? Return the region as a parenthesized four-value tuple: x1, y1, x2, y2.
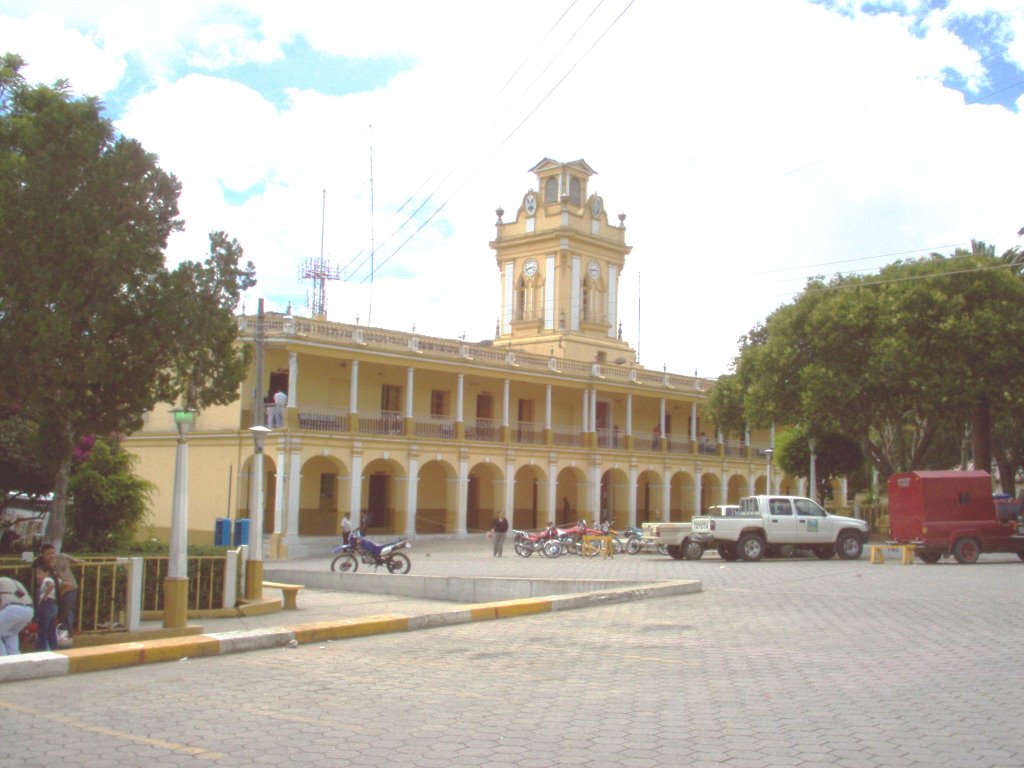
(126, 159, 791, 557)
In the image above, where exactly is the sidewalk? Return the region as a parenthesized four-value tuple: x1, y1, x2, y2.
(0, 536, 700, 683)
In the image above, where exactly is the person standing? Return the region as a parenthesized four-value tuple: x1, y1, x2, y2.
(490, 512, 509, 557)
(33, 558, 59, 652)
(0, 575, 34, 655)
(341, 512, 353, 544)
(40, 544, 79, 642)
(272, 389, 287, 428)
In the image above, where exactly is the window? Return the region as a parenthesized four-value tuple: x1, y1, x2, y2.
(769, 498, 793, 516)
(958, 492, 971, 505)
(320, 473, 335, 499)
(430, 390, 447, 416)
(569, 177, 581, 205)
(794, 498, 826, 517)
(381, 384, 401, 412)
(544, 177, 558, 203)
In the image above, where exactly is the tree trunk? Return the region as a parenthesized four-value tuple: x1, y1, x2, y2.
(42, 421, 76, 552)
(972, 398, 992, 475)
(43, 454, 71, 551)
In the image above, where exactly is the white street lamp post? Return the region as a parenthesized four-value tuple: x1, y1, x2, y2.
(808, 438, 818, 504)
(247, 425, 271, 600)
(764, 448, 773, 495)
(164, 408, 194, 628)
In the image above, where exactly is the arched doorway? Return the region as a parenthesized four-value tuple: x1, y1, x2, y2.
(727, 474, 747, 504)
(361, 458, 407, 535)
(556, 467, 586, 525)
(468, 462, 503, 533)
(700, 472, 722, 514)
(298, 456, 346, 535)
(416, 460, 456, 534)
(513, 465, 547, 530)
(600, 468, 630, 528)
(635, 470, 664, 523)
(670, 472, 695, 521)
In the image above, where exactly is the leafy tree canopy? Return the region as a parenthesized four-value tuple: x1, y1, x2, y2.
(718, 243, 1024, 482)
(774, 426, 865, 502)
(0, 54, 256, 545)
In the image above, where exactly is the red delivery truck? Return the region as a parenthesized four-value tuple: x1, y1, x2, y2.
(887, 470, 1024, 564)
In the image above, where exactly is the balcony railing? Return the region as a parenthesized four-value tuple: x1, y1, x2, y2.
(465, 418, 501, 442)
(415, 414, 455, 439)
(239, 314, 713, 394)
(297, 405, 348, 432)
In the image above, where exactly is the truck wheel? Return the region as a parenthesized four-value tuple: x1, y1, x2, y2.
(666, 544, 685, 560)
(738, 533, 765, 562)
(836, 532, 863, 560)
(717, 543, 739, 562)
(812, 545, 836, 560)
(952, 537, 981, 564)
(684, 539, 705, 560)
(1017, 550, 1024, 562)
(918, 550, 942, 564)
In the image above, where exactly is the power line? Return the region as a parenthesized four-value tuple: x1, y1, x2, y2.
(358, 0, 637, 283)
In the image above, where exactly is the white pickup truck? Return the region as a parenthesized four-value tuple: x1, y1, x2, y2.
(689, 495, 869, 562)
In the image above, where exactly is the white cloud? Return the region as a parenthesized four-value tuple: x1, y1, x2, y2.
(3, 0, 1022, 377)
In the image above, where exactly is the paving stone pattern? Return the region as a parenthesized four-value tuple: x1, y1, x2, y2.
(3, 541, 1024, 767)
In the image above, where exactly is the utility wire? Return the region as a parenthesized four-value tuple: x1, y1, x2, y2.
(358, 0, 636, 283)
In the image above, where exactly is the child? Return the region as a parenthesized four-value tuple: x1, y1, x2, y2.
(34, 562, 59, 651)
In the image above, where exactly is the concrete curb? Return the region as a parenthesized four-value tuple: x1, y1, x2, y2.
(0, 579, 700, 683)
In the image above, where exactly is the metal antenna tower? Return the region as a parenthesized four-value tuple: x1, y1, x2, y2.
(300, 190, 340, 318)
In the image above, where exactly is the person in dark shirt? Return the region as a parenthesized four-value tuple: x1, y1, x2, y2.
(490, 512, 510, 557)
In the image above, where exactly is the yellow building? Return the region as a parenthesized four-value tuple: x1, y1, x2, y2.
(126, 158, 780, 557)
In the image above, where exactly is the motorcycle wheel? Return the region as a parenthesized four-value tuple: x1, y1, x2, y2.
(386, 552, 411, 574)
(332, 554, 359, 573)
(515, 542, 533, 557)
(542, 539, 562, 558)
(625, 538, 642, 555)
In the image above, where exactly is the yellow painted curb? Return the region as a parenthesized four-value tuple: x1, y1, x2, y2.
(60, 643, 146, 674)
(469, 598, 552, 621)
(141, 635, 221, 664)
(291, 614, 409, 644)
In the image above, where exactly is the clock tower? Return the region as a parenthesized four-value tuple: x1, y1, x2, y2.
(490, 158, 635, 363)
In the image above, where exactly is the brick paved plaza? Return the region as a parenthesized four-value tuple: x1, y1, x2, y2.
(3, 540, 1024, 767)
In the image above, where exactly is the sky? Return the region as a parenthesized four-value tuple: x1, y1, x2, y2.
(2, 0, 1023, 378)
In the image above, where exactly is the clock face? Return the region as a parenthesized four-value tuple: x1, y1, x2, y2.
(587, 261, 600, 280)
(591, 196, 603, 217)
(524, 193, 537, 216)
(523, 259, 538, 278)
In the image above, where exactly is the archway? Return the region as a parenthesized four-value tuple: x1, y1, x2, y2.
(416, 459, 456, 534)
(727, 474, 748, 504)
(298, 455, 346, 535)
(556, 467, 586, 525)
(468, 462, 503, 533)
(700, 472, 722, 514)
(600, 468, 630, 528)
(513, 465, 548, 530)
(670, 471, 696, 521)
(635, 470, 664, 524)
(361, 457, 408, 535)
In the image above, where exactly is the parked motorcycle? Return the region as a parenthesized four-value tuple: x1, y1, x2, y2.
(331, 529, 412, 573)
(512, 526, 561, 558)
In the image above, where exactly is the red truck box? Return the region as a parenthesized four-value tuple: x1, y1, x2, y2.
(888, 470, 1024, 564)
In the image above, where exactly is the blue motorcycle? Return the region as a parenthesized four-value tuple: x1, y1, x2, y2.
(330, 529, 412, 574)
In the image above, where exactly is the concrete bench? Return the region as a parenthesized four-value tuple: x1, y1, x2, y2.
(263, 581, 303, 609)
(868, 544, 915, 565)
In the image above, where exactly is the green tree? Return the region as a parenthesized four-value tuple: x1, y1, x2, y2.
(0, 55, 255, 546)
(0, 406, 59, 512)
(65, 437, 153, 552)
(774, 426, 865, 502)
(726, 247, 1024, 479)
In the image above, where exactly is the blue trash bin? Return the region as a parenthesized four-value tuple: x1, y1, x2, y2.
(214, 518, 231, 547)
(234, 518, 251, 548)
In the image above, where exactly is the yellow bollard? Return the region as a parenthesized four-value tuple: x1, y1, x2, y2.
(869, 545, 885, 564)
